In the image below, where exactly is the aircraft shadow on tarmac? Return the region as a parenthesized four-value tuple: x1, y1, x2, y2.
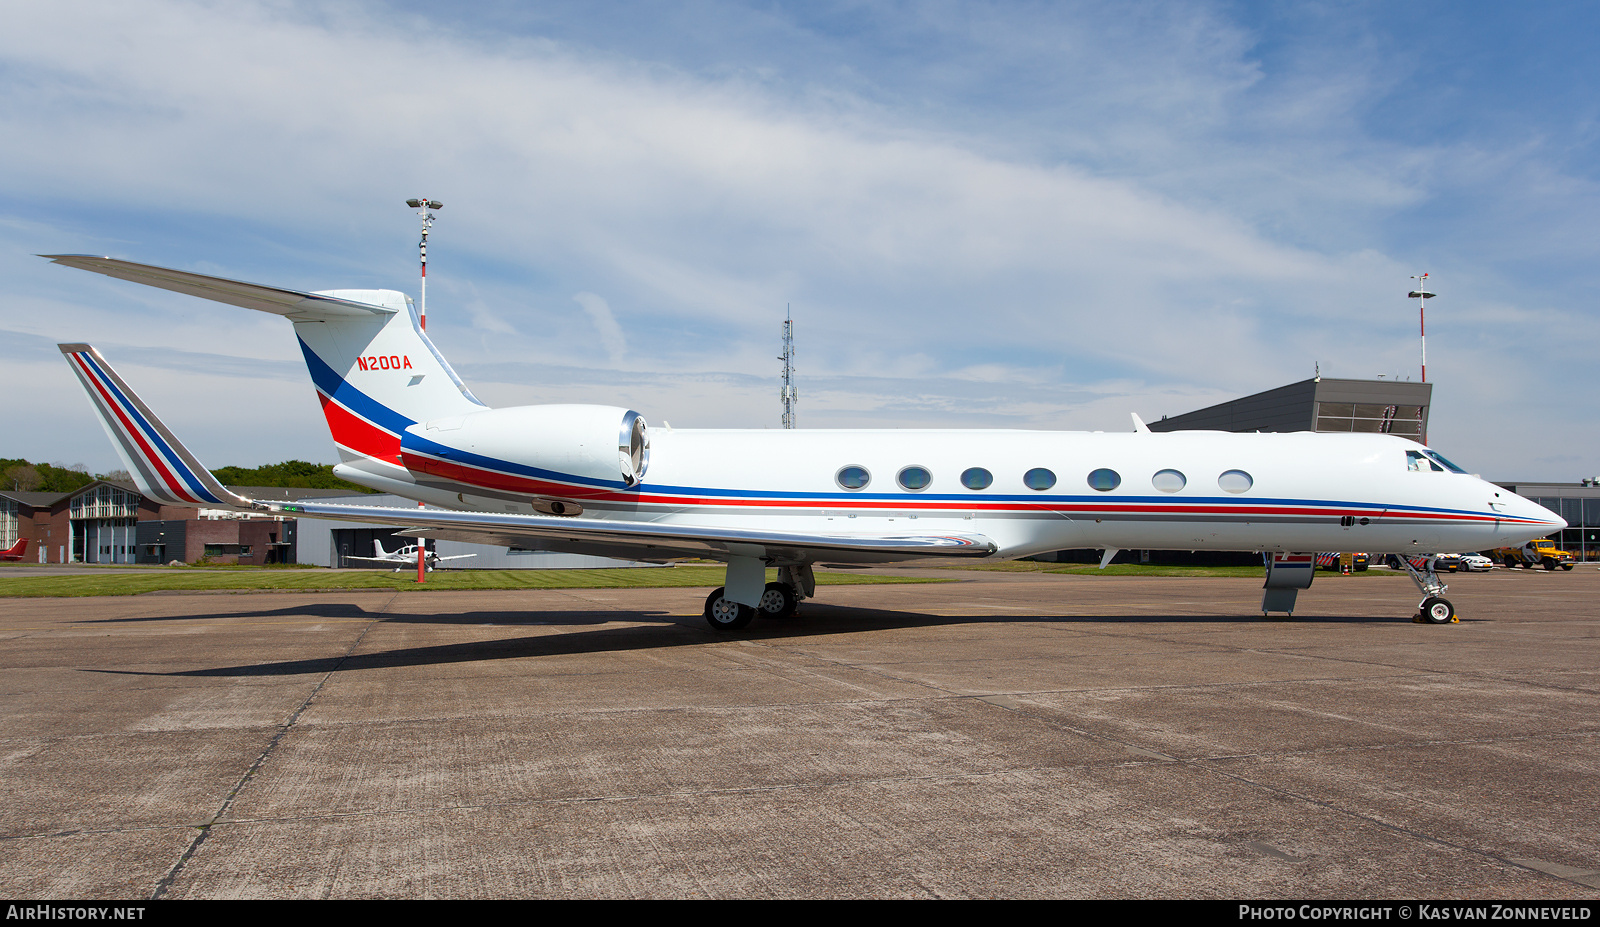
(84, 603, 1412, 678)
(78, 601, 680, 626)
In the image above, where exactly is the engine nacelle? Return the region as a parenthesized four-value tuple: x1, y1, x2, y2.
(401, 404, 650, 491)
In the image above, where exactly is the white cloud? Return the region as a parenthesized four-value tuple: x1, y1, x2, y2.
(1, 1, 1596, 479)
(571, 291, 627, 365)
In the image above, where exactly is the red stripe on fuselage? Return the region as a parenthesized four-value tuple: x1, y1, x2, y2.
(318, 393, 401, 461)
(399, 449, 1511, 527)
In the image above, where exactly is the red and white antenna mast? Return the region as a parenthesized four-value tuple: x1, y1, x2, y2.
(406, 198, 442, 330)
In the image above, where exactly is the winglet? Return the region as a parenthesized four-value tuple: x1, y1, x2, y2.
(59, 344, 254, 509)
(1131, 413, 1151, 433)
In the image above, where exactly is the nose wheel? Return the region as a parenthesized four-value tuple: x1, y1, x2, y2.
(1415, 595, 1458, 624)
(1395, 555, 1461, 625)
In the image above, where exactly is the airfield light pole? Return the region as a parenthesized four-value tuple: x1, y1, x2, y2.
(780, 306, 797, 429)
(406, 198, 442, 331)
(1408, 274, 1436, 444)
(405, 198, 442, 582)
(1408, 273, 1435, 383)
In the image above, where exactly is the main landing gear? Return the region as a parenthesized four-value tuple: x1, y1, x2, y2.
(703, 581, 800, 631)
(702, 562, 813, 632)
(1396, 555, 1458, 624)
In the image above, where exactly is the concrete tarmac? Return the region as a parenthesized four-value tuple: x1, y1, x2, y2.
(1, 565, 1597, 899)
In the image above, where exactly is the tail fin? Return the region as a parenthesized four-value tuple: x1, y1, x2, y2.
(44, 255, 487, 470)
(59, 344, 253, 509)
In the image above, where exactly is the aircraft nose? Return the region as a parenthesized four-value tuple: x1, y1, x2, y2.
(1524, 497, 1566, 530)
(1545, 505, 1568, 531)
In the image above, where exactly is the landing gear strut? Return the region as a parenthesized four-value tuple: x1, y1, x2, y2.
(1396, 555, 1458, 624)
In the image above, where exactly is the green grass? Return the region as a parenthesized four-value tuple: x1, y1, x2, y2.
(929, 560, 1410, 578)
(0, 566, 951, 598)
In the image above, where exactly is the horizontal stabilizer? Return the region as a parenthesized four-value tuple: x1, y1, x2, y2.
(59, 344, 254, 509)
(42, 255, 399, 321)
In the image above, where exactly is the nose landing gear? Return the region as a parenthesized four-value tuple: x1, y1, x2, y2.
(1396, 555, 1459, 624)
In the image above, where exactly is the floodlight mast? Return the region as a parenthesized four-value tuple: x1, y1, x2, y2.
(1407, 273, 1436, 383)
(404, 197, 442, 583)
(406, 198, 442, 331)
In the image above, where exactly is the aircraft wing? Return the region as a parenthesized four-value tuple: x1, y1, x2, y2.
(42, 255, 396, 322)
(276, 500, 997, 565)
(60, 340, 996, 567)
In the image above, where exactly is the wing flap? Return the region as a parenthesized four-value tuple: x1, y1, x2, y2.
(43, 255, 398, 321)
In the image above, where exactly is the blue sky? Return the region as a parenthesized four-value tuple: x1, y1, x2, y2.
(3, 0, 1596, 480)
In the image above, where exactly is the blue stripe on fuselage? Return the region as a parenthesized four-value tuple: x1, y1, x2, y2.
(291, 341, 1522, 524)
(298, 336, 415, 435)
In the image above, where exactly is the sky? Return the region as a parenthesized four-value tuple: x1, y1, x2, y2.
(3, 0, 1596, 482)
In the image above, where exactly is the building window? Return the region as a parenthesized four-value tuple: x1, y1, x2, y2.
(1316, 402, 1424, 437)
(70, 485, 138, 519)
(0, 498, 16, 549)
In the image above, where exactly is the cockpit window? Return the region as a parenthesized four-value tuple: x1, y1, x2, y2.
(1424, 450, 1467, 474)
(1406, 450, 1440, 472)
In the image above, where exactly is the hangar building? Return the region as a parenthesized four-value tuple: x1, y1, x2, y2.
(1147, 376, 1432, 441)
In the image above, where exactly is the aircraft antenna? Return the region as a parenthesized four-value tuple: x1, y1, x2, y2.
(780, 305, 797, 429)
(406, 198, 443, 331)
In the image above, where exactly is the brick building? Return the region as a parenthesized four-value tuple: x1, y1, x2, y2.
(0, 482, 345, 565)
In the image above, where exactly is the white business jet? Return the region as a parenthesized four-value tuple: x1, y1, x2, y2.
(49, 254, 1563, 628)
(342, 538, 476, 572)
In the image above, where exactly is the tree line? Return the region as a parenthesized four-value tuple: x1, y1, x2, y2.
(2, 458, 374, 494)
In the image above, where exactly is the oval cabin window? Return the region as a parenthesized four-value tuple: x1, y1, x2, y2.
(1152, 469, 1186, 493)
(1024, 468, 1056, 491)
(836, 466, 871, 491)
(1087, 468, 1121, 492)
(1218, 469, 1253, 493)
(897, 466, 932, 492)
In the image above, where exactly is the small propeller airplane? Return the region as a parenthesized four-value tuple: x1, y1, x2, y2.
(49, 252, 1564, 629)
(342, 538, 476, 572)
(0, 539, 29, 562)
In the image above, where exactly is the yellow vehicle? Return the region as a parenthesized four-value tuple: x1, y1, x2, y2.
(1493, 538, 1576, 571)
